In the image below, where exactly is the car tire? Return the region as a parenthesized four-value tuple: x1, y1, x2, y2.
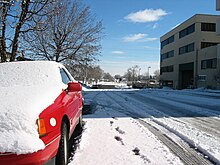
(56, 122, 69, 165)
(76, 114, 83, 130)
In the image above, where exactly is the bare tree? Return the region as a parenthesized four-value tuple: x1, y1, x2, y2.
(103, 72, 114, 82)
(68, 64, 103, 83)
(87, 65, 103, 83)
(154, 69, 160, 81)
(124, 68, 132, 81)
(124, 65, 140, 81)
(0, 0, 51, 62)
(24, 0, 102, 66)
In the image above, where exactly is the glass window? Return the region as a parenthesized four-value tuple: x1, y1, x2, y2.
(187, 43, 194, 52)
(201, 23, 216, 32)
(168, 36, 174, 43)
(212, 59, 217, 68)
(179, 43, 194, 55)
(168, 50, 174, 58)
(161, 53, 167, 61)
(179, 47, 186, 55)
(161, 50, 174, 62)
(198, 75, 206, 81)
(160, 65, 174, 74)
(179, 24, 195, 38)
(201, 42, 218, 49)
(188, 24, 195, 34)
(60, 68, 71, 85)
(167, 65, 174, 72)
(201, 60, 207, 69)
(207, 60, 212, 68)
(179, 29, 187, 38)
(161, 35, 174, 49)
(201, 58, 217, 69)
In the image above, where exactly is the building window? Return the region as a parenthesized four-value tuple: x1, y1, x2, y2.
(201, 58, 217, 69)
(161, 35, 174, 49)
(201, 60, 207, 69)
(160, 65, 174, 74)
(162, 80, 173, 87)
(161, 50, 174, 62)
(179, 43, 194, 55)
(179, 24, 195, 38)
(201, 42, 218, 49)
(198, 75, 206, 81)
(201, 23, 216, 32)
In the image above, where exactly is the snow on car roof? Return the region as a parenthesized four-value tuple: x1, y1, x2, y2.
(0, 61, 67, 154)
(0, 61, 64, 87)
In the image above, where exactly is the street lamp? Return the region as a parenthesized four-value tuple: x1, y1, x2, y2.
(139, 68, 141, 81)
(148, 66, 151, 87)
(148, 66, 151, 79)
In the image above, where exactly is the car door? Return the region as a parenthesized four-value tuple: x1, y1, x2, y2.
(60, 68, 78, 134)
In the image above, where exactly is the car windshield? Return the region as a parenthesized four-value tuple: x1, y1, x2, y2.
(0, 61, 61, 87)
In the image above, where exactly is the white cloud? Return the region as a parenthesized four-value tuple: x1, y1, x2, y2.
(143, 46, 160, 50)
(111, 51, 125, 54)
(123, 33, 146, 42)
(124, 9, 168, 23)
(123, 33, 157, 42)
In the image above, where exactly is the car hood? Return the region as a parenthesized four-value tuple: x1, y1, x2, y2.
(0, 84, 64, 154)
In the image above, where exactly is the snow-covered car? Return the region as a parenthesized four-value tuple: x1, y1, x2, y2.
(0, 61, 83, 165)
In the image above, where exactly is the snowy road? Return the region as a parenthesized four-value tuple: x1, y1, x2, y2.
(69, 89, 220, 165)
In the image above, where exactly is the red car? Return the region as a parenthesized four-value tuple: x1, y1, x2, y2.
(0, 61, 83, 165)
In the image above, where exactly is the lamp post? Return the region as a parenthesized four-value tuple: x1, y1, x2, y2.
(148, 66, 151, 87)
(139, 68, 141, 81)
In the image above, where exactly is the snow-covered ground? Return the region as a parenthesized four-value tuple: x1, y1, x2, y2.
(69, 88, 220, 165)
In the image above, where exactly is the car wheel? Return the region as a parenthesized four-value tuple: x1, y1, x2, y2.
(56, 122, 69, 165)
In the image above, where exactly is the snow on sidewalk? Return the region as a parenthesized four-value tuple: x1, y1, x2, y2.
(69, 93, 183, 165)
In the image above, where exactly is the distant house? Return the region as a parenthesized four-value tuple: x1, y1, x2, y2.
(160, 14, 220, 90)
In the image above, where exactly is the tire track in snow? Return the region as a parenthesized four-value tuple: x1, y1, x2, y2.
(115, 91, 220, 164)
(138, 90, 220, 115)
(129, 92, 220, 138)
(104, 91, 214, 165)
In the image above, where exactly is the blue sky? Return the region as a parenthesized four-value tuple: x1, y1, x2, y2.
(84, 0, 218, 76)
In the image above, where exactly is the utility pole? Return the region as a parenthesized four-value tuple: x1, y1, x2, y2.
(148, 66, 151, 87)
(139, 68, 141, 81)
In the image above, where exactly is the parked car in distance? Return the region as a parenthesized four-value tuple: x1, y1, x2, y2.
(0, 61, 83, 165)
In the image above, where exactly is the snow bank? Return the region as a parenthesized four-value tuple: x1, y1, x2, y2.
(0, 61, 66, 154)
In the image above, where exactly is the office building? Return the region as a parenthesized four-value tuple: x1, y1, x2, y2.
(160, 14, 220, 89)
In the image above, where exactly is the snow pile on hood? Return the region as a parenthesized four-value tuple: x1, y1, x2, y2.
(0, 61, 66, 154)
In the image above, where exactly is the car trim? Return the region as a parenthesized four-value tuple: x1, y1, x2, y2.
(0, 153, 14, 156)
(45, 135, 61, 147)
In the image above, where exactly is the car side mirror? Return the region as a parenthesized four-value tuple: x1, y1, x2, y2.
(68, 82, 82, 92)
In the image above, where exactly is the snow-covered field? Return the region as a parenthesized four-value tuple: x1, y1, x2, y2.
(69, 88, 220, 165)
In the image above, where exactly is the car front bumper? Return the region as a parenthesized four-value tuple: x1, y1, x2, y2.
(0, 136, 60, 165)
